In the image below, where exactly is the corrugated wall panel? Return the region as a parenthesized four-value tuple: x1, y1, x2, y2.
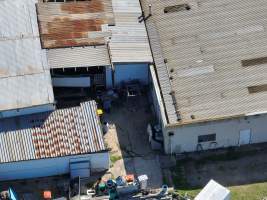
(47, 46, 110, 68)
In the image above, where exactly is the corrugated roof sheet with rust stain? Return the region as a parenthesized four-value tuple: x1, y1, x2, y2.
(37, 0, 115, 49)
(0, 101, 106, 163)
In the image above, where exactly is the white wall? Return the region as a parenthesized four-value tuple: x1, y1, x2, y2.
(163, 114, 267, 154)
(0, 152, 109, 181)
(0, 104, 55, 119)
(114, 63, 149, 86)
(149, 65, 167, 126)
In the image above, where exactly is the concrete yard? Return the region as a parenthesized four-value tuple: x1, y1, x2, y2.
(0, 93, 164, 199)
(103, 93, 163, 189)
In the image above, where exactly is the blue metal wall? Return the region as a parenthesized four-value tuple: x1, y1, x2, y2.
(114, 63, 149, 86)
(0, 152, 109, 181)
(0, 104, 55, 119)
(105, 66, 113, 89)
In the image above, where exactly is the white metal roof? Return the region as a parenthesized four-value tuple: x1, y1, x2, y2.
(142, 0, 267, 124)
(0, 0, 39, 38)
(0, 101, 106, 163)
(108, 0, 153, 63)
(47, 45, 111, 68)
(0, 0, 54, 112)
(0, 71, 54, 111)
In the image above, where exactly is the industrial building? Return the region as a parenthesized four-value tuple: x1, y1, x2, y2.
(0, 0, 152, 115)
(0, 101, 109, 181)
(0, 0, 55, 118)
(37, 0, 152, 94)
(0, 0, 153, 181)
(141, 0, 267, 153)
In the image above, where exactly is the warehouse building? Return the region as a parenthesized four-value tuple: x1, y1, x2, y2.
(0, 0, 55, 118)
(0, 0, 109, 181)
(0, 101, 109, 181)
(37, 0, 114, 90)
(141, 0, 267, 153)
(37, 0, 152, 92)
(0, 0, 152, 115)
(107, 0, 153, 86)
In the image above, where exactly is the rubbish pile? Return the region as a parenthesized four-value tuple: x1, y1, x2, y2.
(86, 174, 175, 200)
(94, 174, 141, 199)
(0, 188, 18, 200)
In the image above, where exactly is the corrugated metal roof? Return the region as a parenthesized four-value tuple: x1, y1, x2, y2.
(0, 101, 106, 163)
(0, 0, 54, 112)
(145, 22, 178, 123)
(0, 0, 39, 38)
(108, 0, 153, 63)
(37, 0, 114, 49)
(0, 71, 54, 112)
(47, 45, 110, 68)
(141, 0, 267, 124)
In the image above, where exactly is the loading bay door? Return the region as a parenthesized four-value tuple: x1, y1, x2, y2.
(239, 129, 251, 145)
(70, 158, 91, 179)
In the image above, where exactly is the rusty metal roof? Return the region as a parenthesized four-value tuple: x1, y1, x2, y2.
(37, 0, 114, 49)
(0, 101, 106, 163)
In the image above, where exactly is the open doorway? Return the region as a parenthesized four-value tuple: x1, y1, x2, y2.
(50, 66, 106, 108)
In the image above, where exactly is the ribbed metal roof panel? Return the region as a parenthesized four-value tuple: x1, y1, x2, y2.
(145, 22, 178, 123)
(141, 0, 267, 124)
(108, 0, 153, 63)
(0, 101, 106, 163)
(0, 0, 54, 111)
(0, 0, 39, 38)
(47, 45, 111, 68)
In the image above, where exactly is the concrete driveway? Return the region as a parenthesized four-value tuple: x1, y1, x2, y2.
(103, 93, 163, 189)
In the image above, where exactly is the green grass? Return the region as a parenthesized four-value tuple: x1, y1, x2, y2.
(110, 155, 122, 165)
(229, 182, 267, 200)
(173, 182, 267, 200)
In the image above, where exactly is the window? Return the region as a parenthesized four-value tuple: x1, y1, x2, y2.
(164, 4, 191, 14)
(198, 134, 216, 143)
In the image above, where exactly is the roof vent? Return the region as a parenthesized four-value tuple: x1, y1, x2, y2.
(242, 57, 267, 67)
(164, 4, 191, 14)
(248, 84, 267, 94)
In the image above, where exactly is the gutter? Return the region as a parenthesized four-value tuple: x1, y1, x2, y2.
(138, 0, 171, 125)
